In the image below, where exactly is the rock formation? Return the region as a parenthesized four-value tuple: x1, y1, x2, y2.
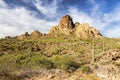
(49, 15, 75, 35)
(49, 15, 102, 38)
(17, 30, 43, 40)
(58, 15, 75, 29)
(18, 32, 30, 40)
(17, 15, 102, 39)
(5, 36, 11, 39)
(31, 30, 42, 37)
(74, 23, 102, 38)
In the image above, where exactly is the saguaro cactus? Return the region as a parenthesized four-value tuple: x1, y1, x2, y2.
(92, 40, 95, 63)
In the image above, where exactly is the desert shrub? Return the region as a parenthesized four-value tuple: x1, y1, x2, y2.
(39, 57, 54, 69)
(0, 54, 17, 80)
(0, 52, 4, 56)
(113, 62, 120, 68)
(15, 53, 27, 65)
(82, 66, 91, 74)
(15, 53, 33, 70)
(50, 48, 59, 55)
(31, 56, 54, 69)
(52, 55, 79, 72)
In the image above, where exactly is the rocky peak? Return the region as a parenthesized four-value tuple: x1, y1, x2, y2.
(31, 30, 42, 36)
(58, 15, 75, 29)
(49, 15, 102, 38)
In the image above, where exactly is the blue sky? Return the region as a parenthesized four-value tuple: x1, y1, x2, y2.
(0, 0, 120, 38)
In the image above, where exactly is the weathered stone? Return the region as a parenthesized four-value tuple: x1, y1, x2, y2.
(31, 30, 42, 37)
(58, 15, 75, 29)
(49, 15, 102, 38)
(17, 32, 30, 40)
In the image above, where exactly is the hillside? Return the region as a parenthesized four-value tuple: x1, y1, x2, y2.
(0, 15, 120, 80)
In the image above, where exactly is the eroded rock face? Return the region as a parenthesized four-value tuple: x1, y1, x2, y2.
(48, 26, 59, 34)
(49, 15, 102, 38)
(74, 23, 102, 38)
(58, 15, 75, 29)
(49, 15, 75, 35)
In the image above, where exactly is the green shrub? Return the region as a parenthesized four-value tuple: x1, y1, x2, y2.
(39, 57, 54, 69)
(51, 48, 59, 55)
(32, 56, 54, 69)
(15, 53, 27, 65)
(82, 66, 91, 74)
(52, 55, 79, 72)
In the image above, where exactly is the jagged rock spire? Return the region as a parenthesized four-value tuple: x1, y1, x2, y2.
(58, 15, 75, 29)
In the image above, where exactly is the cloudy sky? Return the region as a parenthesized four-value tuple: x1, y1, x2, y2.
(0, 0, 120, 38)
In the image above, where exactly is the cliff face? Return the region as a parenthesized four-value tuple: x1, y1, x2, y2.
(58, 15, 75, 29)
(74, 23, 102, 38)
(49, 15, 75, 35)
(49, 15, 102, 38)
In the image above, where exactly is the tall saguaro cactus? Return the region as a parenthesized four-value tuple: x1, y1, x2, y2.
(102, 40, 105, 53)
(92, 39, 95, 63)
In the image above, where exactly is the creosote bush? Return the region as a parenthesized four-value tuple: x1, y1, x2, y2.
(52, 55, 79, 72)
(32, 56, 54, 69)
(82, 66, 91, 74)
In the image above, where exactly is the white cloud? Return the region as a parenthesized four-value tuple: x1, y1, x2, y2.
(68, 2, 120, 38)
(104, 7, 120, 23)
(34, 0, 61, 17)
(0, 6, 58, 38)
(104, 26, 120, 38)
(88, 0, 95, 4)
(0, 0, 7, 8)
(68, 8, 93, 24)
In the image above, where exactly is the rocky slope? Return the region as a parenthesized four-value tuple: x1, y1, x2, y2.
(94, 49, 120, 80)
(49, 15, 102, 38)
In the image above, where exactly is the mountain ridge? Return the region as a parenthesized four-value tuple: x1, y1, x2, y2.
(16, 15, 103, 40)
